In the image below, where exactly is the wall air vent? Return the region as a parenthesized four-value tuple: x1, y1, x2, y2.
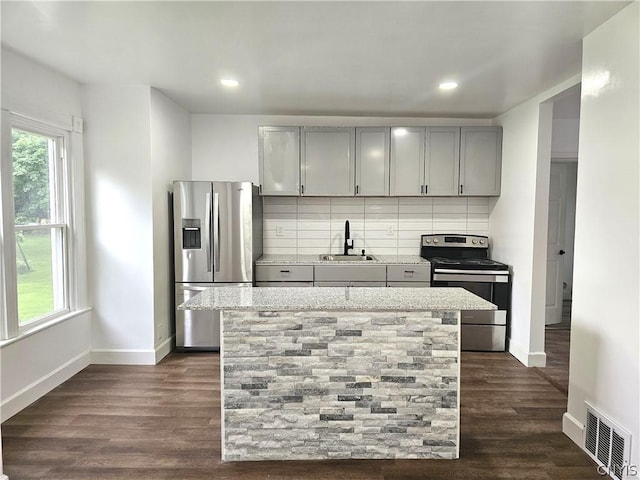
(584, 402, 632, 480)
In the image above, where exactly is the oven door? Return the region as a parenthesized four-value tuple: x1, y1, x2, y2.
(431, 270, 510, 351)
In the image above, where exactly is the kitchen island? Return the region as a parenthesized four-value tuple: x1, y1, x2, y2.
(181, 286, 495, 461)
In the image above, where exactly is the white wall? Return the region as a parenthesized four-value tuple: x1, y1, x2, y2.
(82, 85, 156, 364)
(0, 49, 91, 425)
(83, 86, 191, 365)
(489, 75, 580, 367)
(564, 2, 639, 468)
(191, 114, 492, 182)
(150, 89, 191, 356)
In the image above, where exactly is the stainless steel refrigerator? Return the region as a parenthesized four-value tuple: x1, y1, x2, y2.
(172, 181, 262, 350)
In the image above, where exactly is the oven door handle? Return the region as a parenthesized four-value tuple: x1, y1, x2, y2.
(433, 273, 510, 283)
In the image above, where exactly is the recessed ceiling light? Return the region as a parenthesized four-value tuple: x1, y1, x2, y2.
(220, 78, 239, 87)
(439, 81, 458, 90)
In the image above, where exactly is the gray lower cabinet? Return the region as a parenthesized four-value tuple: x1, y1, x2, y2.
(386, 264, 431, 287)
(255, 265, 313, 286)
(256, 281, 314, 287)
(315, 281, 387, 287)
(301, 127, 356, 196)
(314, 265, 387, 285)
(256, 263, 430, 287)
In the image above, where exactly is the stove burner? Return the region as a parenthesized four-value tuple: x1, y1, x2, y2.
(465, 258, 501, 267)
(429, 257, 461, 265)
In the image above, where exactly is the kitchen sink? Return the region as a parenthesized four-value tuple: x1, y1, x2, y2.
(319, 254, 378, 261)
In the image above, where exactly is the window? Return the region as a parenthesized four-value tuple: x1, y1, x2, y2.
(2, 116, 72, 333)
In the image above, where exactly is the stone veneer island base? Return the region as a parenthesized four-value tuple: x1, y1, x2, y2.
(180, 286, 496, 462)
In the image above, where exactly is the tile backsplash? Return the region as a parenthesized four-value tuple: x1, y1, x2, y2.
(263, 196, 489, 256)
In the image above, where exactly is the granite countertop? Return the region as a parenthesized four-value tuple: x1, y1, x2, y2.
(256, 254, 429, 265)
(179, 285, 495, 312)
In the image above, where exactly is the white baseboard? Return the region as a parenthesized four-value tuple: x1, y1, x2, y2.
(91, 348, 157, 365)
(154, 336, 174, 364)
(91, 338, 175, 365)
(508, 338, 547, 367)
(562, 412, 584, 448)
(0, 349, 91, 422)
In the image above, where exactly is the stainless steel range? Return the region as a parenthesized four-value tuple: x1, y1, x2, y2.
(420, 234, 511, 352)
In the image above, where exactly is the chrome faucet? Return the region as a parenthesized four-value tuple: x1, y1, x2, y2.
(343, 220, 354, 255)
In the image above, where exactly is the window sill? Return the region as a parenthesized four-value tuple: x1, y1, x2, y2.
(0, 307, 92, 349)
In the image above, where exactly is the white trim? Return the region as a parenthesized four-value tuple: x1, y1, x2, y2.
(154, 336, 174, 364)
(91, 348, 159, 365)
(508, 337, 547, 367)
(9, 111, 71, 134)
(562, 412, 585, 449)
(0, 308, 91, 348)
(0, 348, 90, 422)
(15, 223, 66, 231)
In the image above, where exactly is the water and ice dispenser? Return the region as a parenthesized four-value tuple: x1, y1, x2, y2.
(182, 219, 201, 249)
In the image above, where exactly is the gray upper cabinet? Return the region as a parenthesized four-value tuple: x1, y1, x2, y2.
(355, 127, 390, 196)
(301, 127, 356, 196)
(389, 127, 425, 196)
(258, 126, 300, 196)
(424, 127, 460, 196)
(259, 124, 502, 197)
(390, 127, 460, 196)
(459, 126, 502, 196)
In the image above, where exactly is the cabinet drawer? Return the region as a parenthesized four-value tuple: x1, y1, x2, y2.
(255, 265, 314, 282)
(386, 265, 431, 282)
(315, 281, 386, 287)
(314, 265, 386, 282)
(386, 281, 430, 288)
(256, 281, 313, 287)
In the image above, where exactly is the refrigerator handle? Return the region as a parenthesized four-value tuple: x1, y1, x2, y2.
(213, 192, 220, 272)
(205, 192, 212, 272)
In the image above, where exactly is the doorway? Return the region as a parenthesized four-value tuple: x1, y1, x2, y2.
(539, 86, 580, 395)
(545, 89, 580, 329)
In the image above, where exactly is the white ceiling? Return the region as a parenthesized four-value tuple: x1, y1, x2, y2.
(1, 1, 629, 117)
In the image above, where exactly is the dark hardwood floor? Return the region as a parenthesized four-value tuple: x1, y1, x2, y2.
(2, 338, 597, 480)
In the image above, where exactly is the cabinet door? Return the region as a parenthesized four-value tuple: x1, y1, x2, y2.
(460, 127, 502, 196)
(425, 127, 460, 196)
(355, 127, 390, 196)
(390, 127, 425, 196)
(258, 126, 300, 196)
(301, 127, 356, 196)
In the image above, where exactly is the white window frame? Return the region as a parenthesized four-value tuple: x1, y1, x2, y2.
(0, 112, 75, 339)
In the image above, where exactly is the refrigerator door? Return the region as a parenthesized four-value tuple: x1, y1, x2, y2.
(175, 283, 219, 350)
(173, 181, 214, 283)
(175, 283, 250, 350)
(213, 182, 255, 283)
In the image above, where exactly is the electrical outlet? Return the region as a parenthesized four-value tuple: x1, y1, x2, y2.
(276, 225, 284, 237)
(386, 225, 395, 235)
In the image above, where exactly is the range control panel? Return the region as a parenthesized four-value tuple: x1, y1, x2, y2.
(421, 234, 488, 248)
